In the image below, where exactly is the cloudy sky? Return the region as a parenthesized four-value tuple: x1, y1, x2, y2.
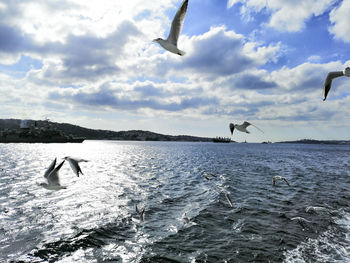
(0, 0, 349, 142)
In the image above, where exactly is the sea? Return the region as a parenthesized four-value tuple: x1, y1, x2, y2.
(0, 141, 349, 263)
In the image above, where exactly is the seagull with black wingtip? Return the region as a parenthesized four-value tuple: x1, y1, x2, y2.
(63, 156, 87, 177)
(272, 176, 290, 186)
(229, 121, 264, 135)
(40, 158, 66, 190)
(323, 67, 350, 101)
(153, 0, 189, 56)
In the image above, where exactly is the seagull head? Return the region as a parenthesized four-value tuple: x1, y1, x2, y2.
(152, 38, 162, 43)
(343, 67, 350, 77)
(39, 182, 49, 189)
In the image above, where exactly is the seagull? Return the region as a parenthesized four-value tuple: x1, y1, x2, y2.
(40, 158, 66, 190)
(323, 67, 350, 101)
(224, 192, 234, 207)
(305, 206, 330, 214)
(63, 156, 86, 177)
(291, 217, 311, 229)
(153, 0, 188, 56)
(202, 172, 217, 181)
(183, 212, 190, 224)
(229, 121, 264, 135)
(272, 176, 290, 186)
(136, 205, 145, 222)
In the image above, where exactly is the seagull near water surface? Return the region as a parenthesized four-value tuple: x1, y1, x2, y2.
(229, 121, 264, 135)
(153, 0, 188, 56)
(323, 67, 350, 101)
(136, 204, 145, 222)
(40, 158, 66, 190)
(63, 156, 88, 177)
(272, 176, 290, 187)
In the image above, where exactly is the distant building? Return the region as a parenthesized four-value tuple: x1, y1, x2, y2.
(20, 120, 33, 129)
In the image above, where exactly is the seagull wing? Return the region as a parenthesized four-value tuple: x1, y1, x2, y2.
(225, 193, 233, 207)
(251, 123, 264, 133)
(47, 160, 65, 186)
(166, 0, 188, 46)
(229, 123, 234, 135)
(67, 158, 83, 177)
(323, 71, 344, 101)
(282, 177, 290, 186)
(44, 158, 56, 178)
(241, 121, 252, 129)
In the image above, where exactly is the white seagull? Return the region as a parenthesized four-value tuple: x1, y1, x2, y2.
(223, 192, 234, 207)
(153, 0, 188, 56)
(323, 67, 350, 101)
(272, 176, 290, 186)
(229, 121, 264, 135)
(40, 158, 66, 190)
(202, 172, 217, 181)
(136, 205, 145, 222)
(63, 156, 87, 177)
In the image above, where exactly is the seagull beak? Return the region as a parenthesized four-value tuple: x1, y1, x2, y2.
(152, 39, 158, 42)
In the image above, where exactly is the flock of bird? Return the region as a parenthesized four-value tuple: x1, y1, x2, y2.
(153, 0, 349, 103)
(40, 157, 87, 190)
(39, 0, 345, 227)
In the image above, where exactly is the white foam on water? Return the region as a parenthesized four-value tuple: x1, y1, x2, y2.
(284, 212, 350, 262)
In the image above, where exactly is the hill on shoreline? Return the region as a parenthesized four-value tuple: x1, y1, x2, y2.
(0, 119, 212, 142)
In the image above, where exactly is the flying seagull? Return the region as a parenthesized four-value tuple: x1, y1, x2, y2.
(153, 0, 188, 56)
(272, 176, 290, 186)
(136, 205, 145, 222)
(183, 212, 190, 224)
(202, 172, 217, 181)
(291, 216, 311, 229)
(323, 67, 350, 101)
(40, 158, 66, 190)
(305, 206, 329, 213)
(223, 191, 234, 207)
(63, 156, 86, 177)
(229, 121, 264, 135)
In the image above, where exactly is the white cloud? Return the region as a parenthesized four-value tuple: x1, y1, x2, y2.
(329, 0, 350, 43)
(0, 0, 349, 141)
(228, 0, 336, 32)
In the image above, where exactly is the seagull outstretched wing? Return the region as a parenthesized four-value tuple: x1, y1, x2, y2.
(44, 158, 56, 178)
(323, 71, 344, 101)
(47, 160, 65, 186)
(167, 0, 188, 46)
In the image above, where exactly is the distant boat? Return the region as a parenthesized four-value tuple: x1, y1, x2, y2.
(212, 137, 232, 143)
(0, 120, 85, 143)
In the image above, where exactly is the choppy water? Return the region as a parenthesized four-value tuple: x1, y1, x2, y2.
(0, 141, 350, 262)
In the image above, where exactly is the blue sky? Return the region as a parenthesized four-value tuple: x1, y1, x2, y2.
(0, 0, 350, 142)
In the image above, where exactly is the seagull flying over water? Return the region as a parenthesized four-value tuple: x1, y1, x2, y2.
(153, 0, 188, 56)
(40, 158, 66, 190)
(136, 205, 145, 222)
(305, 206, 329, 213)
(323, 67, 350, 101)
(291, 216, 311, 229)
(229, 122, 263, 135)
(183, 212, 190, 224)
(202, 172, 217, 181)
(63, 156, 87, 177)
(223, 192, 234, 207)
(272, 176, 290, 186)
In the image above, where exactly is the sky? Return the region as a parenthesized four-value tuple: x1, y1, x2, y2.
(0, 0, 350, 142)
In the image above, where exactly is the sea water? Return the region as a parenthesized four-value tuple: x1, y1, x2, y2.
(0, 141, 349, 262)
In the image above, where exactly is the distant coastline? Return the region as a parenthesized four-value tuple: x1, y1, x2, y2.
(0, 119, 212, 142)
(1, 119, 349, 144)
(277, 139, 350, 145)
